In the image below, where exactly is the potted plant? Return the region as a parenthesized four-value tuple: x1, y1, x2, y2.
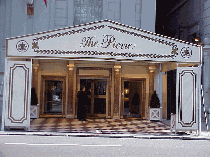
(149, 91, 162, 121)
(30, 87, 38, 118)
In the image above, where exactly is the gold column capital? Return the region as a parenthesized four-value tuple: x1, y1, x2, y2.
(149, 66, 156, 73)
(33, 64, 39, 72)
(114, 65, 121, 72)
(67, 64, 75, 71)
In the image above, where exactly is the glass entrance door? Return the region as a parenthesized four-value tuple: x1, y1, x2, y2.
(123, 81, 143, 118)
(41, 76, 66, 116)
(44, 80, 63, 114)
(79, 79, 107, 118)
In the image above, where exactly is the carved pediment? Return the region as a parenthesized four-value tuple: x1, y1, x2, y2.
(7, 20, 201, 62)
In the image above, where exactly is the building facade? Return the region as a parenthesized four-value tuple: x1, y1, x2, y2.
(0, 0, 202, 133)
(0, 0, 156, 128)
(156, 0, 210, 117)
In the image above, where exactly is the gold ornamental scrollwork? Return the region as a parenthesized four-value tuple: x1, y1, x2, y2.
(32, 42, 39, 49)
(31, 24, 180, 59)
(171, 45, 178, 55)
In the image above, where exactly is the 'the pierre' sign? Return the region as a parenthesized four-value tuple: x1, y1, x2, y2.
(80, 35, 136, 50)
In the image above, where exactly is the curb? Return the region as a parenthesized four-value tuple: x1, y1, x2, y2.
(0, 131, 210, 140)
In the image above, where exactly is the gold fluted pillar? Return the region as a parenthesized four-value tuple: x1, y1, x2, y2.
(66, 63, 75, 118)
(32, 63, 39, 97)
(149, 65, 156, 101)
(113, 65, 121, 119)
(146, 65, 156, 119)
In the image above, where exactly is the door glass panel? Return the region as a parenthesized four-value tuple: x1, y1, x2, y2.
(124, 81, 141, 118)
(94, 80, 106, 95)
(44, 80, 63, 114)
(94, 80, 106, 114)
(80, 79, 91, 114)
(79, 79, 107, 117)
(94, 98, 106, 114)
(80, 79, 91, 95)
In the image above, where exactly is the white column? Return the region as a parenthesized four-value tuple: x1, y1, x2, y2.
(203, 38, 210, 109)
(159, 63, 163, 108)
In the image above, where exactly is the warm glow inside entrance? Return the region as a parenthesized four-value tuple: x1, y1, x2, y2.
(124, 81, 143, 118)
(44, 80, 63, 114)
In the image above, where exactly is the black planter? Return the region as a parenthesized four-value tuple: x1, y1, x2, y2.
(31, 87, 38, 105)
(150, 91, 160, 108)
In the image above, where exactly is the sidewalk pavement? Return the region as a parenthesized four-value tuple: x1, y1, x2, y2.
(0, 118, 209, 140)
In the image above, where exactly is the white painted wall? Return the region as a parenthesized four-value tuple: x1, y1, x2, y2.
(103, 0, 121, 22)
(104, 0, 155, 30)
(54, 0, 68, 29)
(11, 1, 27, 37)
(33, 0, 51, 33)
(0, 0, 6, 48)
(2, 0, 156, 37)
(121, 0, 135, 27)
(0, 1, 6, 129)
(141, 0, 156, 32)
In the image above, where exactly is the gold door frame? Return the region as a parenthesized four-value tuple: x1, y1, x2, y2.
(40, 75, 66, 117)
(76, 67, 112, 118)
(78, 78, 108, 118)
(121, 78, 146, 119)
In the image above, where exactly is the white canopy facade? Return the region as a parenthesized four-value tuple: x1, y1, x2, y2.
(7, 20, 200, 62)
(3, 20, 202, 133)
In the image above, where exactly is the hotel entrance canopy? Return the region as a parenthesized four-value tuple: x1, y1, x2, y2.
(4, 20, 202, 133)
(6, 19, 201, 63)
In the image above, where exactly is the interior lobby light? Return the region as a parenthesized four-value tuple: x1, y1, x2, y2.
(124, 89, 129, 94)
(195, 38, 199, 42)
